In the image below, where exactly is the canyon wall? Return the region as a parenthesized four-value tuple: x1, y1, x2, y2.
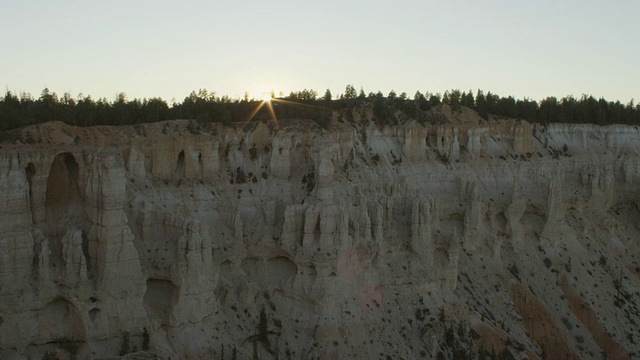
(1, 114, 640, 359)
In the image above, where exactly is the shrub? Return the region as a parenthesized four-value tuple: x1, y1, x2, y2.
(119, 331, 130, 356)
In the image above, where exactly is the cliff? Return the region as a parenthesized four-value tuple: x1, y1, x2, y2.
(1, 110, 639, 359)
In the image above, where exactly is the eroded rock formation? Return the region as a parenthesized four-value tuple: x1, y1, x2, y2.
(1, 113, 640, 359)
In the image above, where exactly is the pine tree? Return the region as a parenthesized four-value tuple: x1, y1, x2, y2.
(462, 90, 475, 108)
(323, 89, 332, 102)
(388, 90, 397, 99)
(344, 85, 357, 99)
(475, 90, 488, 119)
(448, 89, 461, 111)
(486, 91, 498, 114)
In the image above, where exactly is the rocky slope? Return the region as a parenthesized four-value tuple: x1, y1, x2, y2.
(1, 107, 640, 359)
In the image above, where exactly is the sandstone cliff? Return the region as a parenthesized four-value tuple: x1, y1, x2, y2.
(1, 111, 639, 359)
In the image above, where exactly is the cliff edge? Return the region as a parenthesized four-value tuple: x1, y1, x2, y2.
(1, 110, 639, 359)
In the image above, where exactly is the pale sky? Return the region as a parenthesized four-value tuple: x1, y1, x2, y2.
(2, 0, 638, 103)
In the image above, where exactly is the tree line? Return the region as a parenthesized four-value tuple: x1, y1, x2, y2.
(439, 89, 640, 125)
(0, 86, 638, 131)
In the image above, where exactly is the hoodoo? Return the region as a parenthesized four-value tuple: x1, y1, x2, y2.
(1, 111, 639, 359)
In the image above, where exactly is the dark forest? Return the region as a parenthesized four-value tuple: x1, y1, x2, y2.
(1, 86, 638, 131)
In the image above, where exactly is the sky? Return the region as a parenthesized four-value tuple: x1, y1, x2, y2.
(2, 0, 639, 103)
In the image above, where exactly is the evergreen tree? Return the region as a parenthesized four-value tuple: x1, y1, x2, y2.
(429, 93, 441, 106)
(415, 91, 429, 110)
(447, 89, 462, 111)
(358, 87, 366, 99)
(38, 87, 59, 121)
(475, 90, 488, 119)
(1, 91, 21, 130)
(1, 86, 638, 130)
(323, 89, 332, 102)
(496, 96, 517, 118)
(538, 96, 557, 124)
(486, 91, 498, 114)
(344, 84, 357, 99)
(297, 89, 317, 101)
(516, 98, 537, 121)
(462, 90, 475, 108)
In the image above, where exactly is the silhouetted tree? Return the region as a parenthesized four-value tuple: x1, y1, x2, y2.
(461, 90, 475, 108)
(428, 93, 441, 106)
(414, 91, 430, 110)
(323, 89, 332, 102)
(486, 91, 498, 114)
(358, 87, 366, 99)
(516, 98, 537, 121)
(475, 90, 488, 119)
(1, 86, 638, 131)
(344, 84, 357, 99)
(445, 89, 462, 111)
(496, 96, 517, 118)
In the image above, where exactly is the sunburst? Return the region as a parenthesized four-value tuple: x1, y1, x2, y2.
(241, 93, 279, 130)
(241, 92, 329, 131)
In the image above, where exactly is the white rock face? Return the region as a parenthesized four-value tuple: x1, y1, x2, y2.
(1, 118, 640, 359)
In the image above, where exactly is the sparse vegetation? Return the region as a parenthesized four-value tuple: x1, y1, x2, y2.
(508, 263, 521, 281)
(119, 331, 130, 356)
(249, 144, 258, 160)
(301, 172, 315, 195)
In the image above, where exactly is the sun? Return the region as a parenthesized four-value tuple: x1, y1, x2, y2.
(241, 91, 279, 130)
(241, 89, 326, 131)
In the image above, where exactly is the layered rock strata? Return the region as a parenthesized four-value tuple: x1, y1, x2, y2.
(1, 115, 639, 359)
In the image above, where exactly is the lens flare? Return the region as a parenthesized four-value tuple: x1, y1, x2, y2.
(241, 95, 279, 130)
(241, 91, 329, 131)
